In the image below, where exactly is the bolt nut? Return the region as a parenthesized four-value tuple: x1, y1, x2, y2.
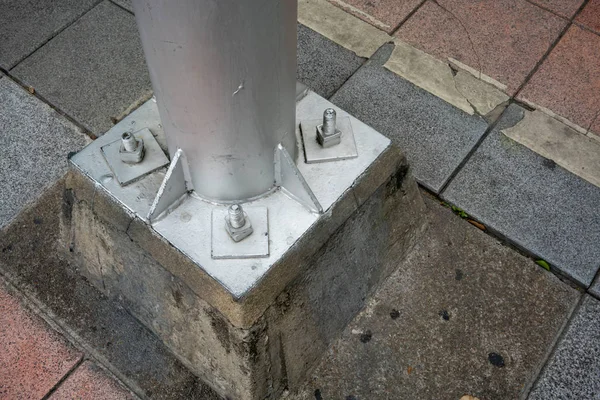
(225, 205, 253, 242)
(316, 108, 342, 148)
(119, 132, 145, 164)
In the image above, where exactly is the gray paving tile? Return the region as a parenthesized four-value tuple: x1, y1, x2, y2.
(443, 104, 600, 287)
(297, 24, 365, 99)
(112, 0, 133, 12)
(330, 45, 489, 193)
(590, 275, 600, 297)
(0, 0, 99, 70)
(11, 1, 151, 136)
(291, 198, 579, 400)
(0, 77, 87, 230)
(529, 295, 600, 400)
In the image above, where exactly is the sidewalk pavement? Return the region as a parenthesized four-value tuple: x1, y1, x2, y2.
(0, 276, 135, 399)
(1, 0, 600, 398)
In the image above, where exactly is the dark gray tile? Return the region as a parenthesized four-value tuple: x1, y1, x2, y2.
(11, 1, 151, 135)
(0, 0, 98, 70)
(0, 77, 87, 230)
(291, 198, 579, 400)
(330, 45, 489, 193)
(442, 104, 600, 287)
(590, 275, 600, 297)
(297, 24, 365, 99)
(529, 295, 600, 400)
(112, 0, 133, 12)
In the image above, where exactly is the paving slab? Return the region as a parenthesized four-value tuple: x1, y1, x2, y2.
(11, 1, 152, 136)
(519, 25, 600, 136)
(576, 0, 600, 34)
(396, 0, 566, 94)
(298, 0, 392, 58)
(501, 109, 600, 189)
(0, 77, 88, 231)
(528, 295, 600, 399)
(0, 278, 82, 399)
(289, 197, 579, 400)
(298, 24, 366, 99)
(443, 104, 600, 287)
(0, 0, 99, 70)
(50, 361, 136, 399)
(528, 0, 584, 18)
(330, 45, 489, 193)
(327, 0, 423, 33)
(0, 184, 223, 400)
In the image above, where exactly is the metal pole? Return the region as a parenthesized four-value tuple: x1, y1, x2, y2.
(131, 0, 298, 202)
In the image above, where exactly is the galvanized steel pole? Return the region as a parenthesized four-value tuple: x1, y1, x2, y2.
(131, 0, 298, 202)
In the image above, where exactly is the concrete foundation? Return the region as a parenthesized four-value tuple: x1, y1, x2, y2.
(63, 92, 427, 400)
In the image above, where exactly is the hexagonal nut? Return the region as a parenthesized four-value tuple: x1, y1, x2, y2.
(225, 214, 254, 242)
(316, 124, 342, 148)
(119, 138, 145, 164)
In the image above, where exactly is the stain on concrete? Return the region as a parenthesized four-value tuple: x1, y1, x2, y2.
(455, 269, 464, 280)
(439, 310, 450, 321)
(206, 308, 232, 354)
(488, 352, 505, 368)
(314, 388, 323, 400)
(359, 330, 372, 343)
(542, 158, 557, 170)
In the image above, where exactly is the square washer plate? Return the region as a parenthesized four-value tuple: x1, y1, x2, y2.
(300, 116, 358, 164)
(211, 206, 269, 259)
(101, 128, 170, 185)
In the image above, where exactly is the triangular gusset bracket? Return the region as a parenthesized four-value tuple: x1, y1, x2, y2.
(274, 144, 323, 214)
(147, 148, 193, 222)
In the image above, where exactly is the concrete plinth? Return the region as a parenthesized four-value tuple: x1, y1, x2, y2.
(64, 91, 427, 399)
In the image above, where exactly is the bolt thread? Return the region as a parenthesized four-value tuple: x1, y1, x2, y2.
(228, 204, 246, 228)
(322, 108, 337, 136)
(122, 132, 138, 152)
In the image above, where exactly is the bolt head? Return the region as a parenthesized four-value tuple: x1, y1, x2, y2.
(119, 137, 145, 164)
(316, 124, 342, 148)
(225, 212, 254, 242)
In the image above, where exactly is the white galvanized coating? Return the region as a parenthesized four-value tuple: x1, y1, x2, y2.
(71, 92, 391, 298)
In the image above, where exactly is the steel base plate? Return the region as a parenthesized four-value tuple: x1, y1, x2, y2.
(70, 90, 390, 298)
(301, 116, 358, 164)
(211, 207, 269, 259)
(101, 127, 169, 185)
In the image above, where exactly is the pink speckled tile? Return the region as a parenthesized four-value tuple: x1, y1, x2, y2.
(519, 25, 600, 136)
(327, 0, 423, 33)
(396, 0, 566, 94)
(528, 0, 584, 18)
(590, 114, 600, 138)
(0, 283, 82, 399)
(577, 0, 600, 34)
(50, 361, 136, 400)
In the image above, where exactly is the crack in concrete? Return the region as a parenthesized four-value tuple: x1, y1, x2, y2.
(431, 0, 483, 80)
(452, 75, 483, 117)
(585, 108, 600, 136)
